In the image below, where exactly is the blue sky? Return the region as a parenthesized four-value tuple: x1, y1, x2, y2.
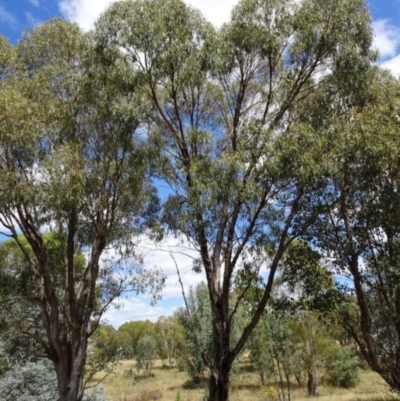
(1, 0, 400, 327)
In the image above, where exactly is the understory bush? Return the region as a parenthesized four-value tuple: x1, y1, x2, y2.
(0, 359, 109, 401)
(327, 346, 360, 388)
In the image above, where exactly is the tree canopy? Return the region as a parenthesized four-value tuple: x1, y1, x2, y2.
(2, 1, 400, 401)
(95, 0, 375, 399)
(0, 18, 161, 401)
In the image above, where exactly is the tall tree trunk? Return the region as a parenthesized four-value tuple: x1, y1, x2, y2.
(54, 343, 86, 401)
(208, 304, 232, 401)
(209, 364, 231, 401)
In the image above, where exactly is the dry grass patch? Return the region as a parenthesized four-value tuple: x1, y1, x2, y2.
(92, 360, 206, 401)
(92, 359, 399, 401)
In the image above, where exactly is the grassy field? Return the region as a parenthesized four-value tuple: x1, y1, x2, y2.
(92, 359, 396, 401)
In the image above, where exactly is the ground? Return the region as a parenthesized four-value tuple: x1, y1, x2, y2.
(91, 359, 397, 401)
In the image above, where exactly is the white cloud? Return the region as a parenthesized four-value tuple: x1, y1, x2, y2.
(59, 0, 117, 31)
(372, 20, 400, 77)
(28, 0, 40, 7)
(100, 235, 206, 327)
(186, 0, 237, 27)
(373, 19, 400, 59)
(103, 297, 178, 328)
(0, 5, 17, 29)
(98, 234, 205, 299)
(137, 236, 206, 299)
(381, 54, 400, 78)
(58, 0, 238, 31)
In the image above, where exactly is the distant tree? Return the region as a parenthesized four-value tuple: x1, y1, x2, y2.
(277, 242, 337, 397)
(85, 324, 121, 385)
(113, 331, 133, 359)
(118, 320, 155, 358)
(154, 316, 184, 367)
(288, 313, 332, 397)
(174, 283, 213, 385)
(246, 244, 360, 397)
(326, 346, 359, 388)
(248, 309, 360, 397)
(135, 335, 158, 377)
(247, 315, 274, 387)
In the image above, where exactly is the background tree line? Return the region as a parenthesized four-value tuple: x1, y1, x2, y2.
(88, 277, 362, 400)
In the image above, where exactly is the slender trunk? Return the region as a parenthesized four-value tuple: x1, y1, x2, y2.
(282, 360, 291, 401)
(307, 367, 318, 397)
(295, 373, 303, 387)
(276, 358, 287, 401)
(259, 369, 266, 386)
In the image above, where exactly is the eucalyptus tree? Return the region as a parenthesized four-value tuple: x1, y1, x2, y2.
(154, 316, 184, 367)
(174, 283, 214, 385)
(135, 335, 158, 377)
(95, 0, 374, 399)
(0, 19, 160, 401)
(118, 319, 155, 358)
(310, 70, 400, 392)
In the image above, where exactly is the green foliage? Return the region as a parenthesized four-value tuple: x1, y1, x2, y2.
(118, 320, 155, 358)
(154, 316, 185, 367)
(0, 359, 109, 401)
(0, 17, 162, 401)
(308, 69, 400, 392)
(0, 0, 386, 400)
(113, 331, 133, 359)
(174, 283, 213, 384)
(0, 233, 87, 363)
(247, 306, 360, 397)
(135, 335, 158, 377)
(86, 324, 122, 384)
(326, 346, 360, 388)
(277, 241, 336, 313)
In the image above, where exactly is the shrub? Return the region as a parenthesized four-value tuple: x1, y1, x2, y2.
(327, 346, 360, 388)
(0, 360, 58, 401)
(135, 335, 158, 377)
(0, 359, 109, 401)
